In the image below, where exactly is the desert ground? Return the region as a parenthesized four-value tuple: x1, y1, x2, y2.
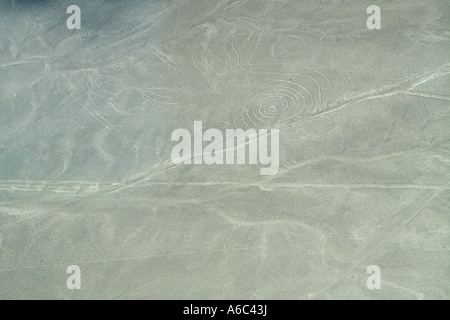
(0, 0, 449, 299)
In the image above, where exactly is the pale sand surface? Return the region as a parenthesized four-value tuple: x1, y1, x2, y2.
(0, 0, 449, 299)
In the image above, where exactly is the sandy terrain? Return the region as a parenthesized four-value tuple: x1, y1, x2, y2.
(0, 0, 449, 299)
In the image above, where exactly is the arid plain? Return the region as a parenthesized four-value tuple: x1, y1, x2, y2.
(0, 0, 449, 299)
